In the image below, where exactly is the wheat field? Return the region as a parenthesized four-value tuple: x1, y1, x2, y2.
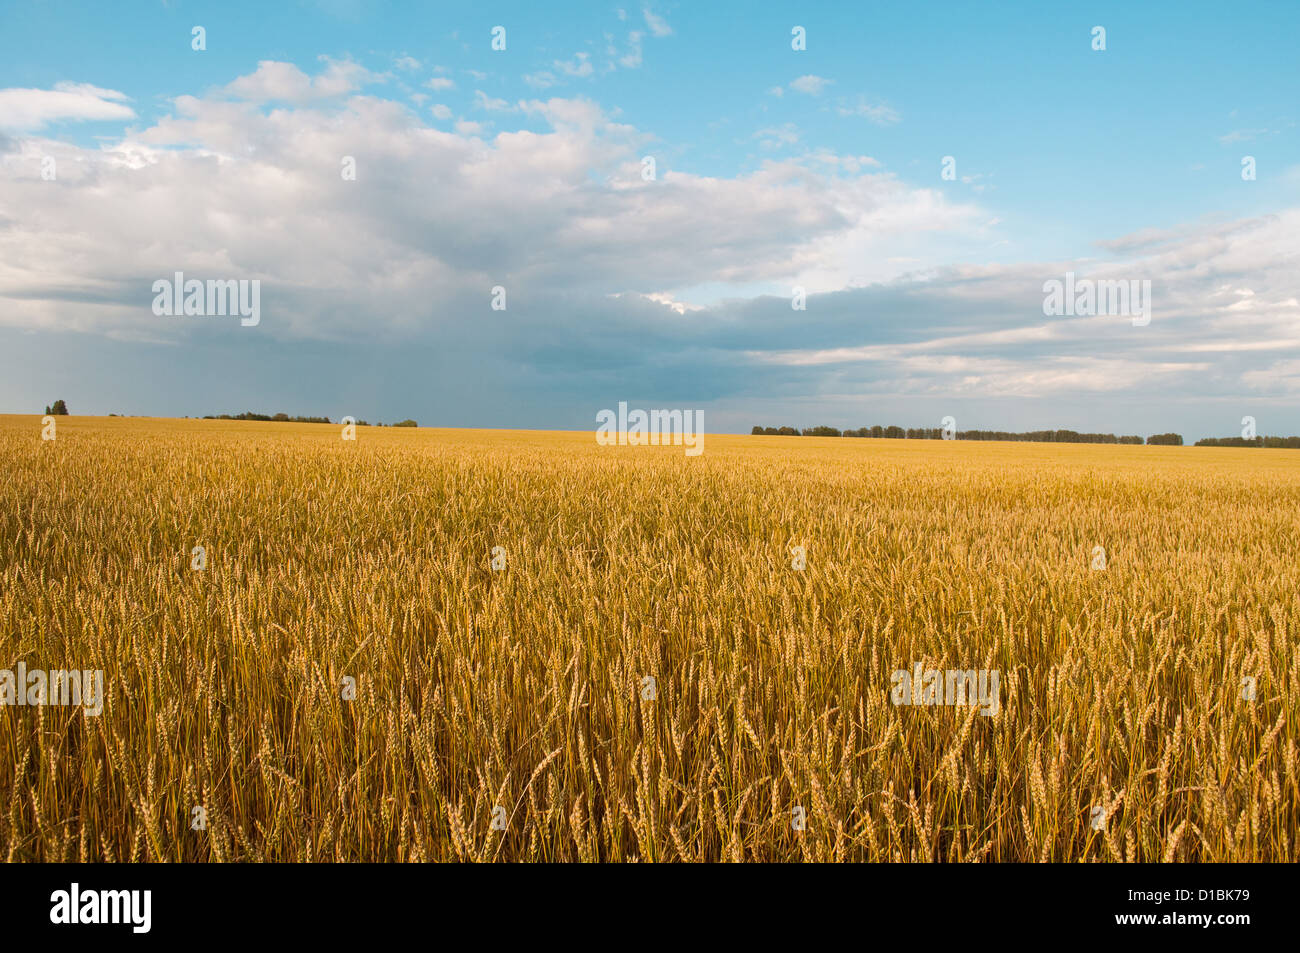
(0, 414, 1296, 862)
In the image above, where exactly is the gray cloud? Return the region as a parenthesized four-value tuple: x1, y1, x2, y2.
(0, 62, 1297, 439)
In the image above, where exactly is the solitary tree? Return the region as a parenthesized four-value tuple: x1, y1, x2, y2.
(46, 400, 69, 415)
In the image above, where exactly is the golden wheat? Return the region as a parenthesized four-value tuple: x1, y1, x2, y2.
(0, 414, 1296, 861)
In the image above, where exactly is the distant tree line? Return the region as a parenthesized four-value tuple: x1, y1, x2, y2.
(44, 400, 69, 415)
(198, 412, 426, 427)
(954, 429, 1154, 444)
(204, 412, 335, 424)
(752, 425, 1182, 445)
(1195, 435, 1300, 448)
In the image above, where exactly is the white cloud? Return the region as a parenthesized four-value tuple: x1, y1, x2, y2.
(554, 52, 594, 78)
(0, 76, 985, 343)
(642, 7, 672, 37)
(613, 291, 705, 314)
(223, 58, 382, 103)
(836, 96, 901, 125)
(789, 75, 832, 95)
(425, 77, 456, 91)
(0, 82, 135, 130)
(807, 150, 883, 173)
(473, 90, 512, 111)
(754, 124, 800, 150)
(740, 210, 1300, 403)
(1219, 128, 1271, 144)
(2, 58, 1297, 419)
(524, 72, 558, 89)
(619, 32, 644, 69)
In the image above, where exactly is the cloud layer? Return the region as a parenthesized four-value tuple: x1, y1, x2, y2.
(1, 61, 1298, 432)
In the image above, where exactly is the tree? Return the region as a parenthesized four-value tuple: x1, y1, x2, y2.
(46, 400, 68, 415)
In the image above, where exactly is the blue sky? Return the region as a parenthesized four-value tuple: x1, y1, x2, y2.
(1, 0, 1298, 438)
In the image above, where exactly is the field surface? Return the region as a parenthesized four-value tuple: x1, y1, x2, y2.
(1, 415, 1297, 861)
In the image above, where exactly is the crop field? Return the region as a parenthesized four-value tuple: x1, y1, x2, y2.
(0, 414, 1296, 862)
